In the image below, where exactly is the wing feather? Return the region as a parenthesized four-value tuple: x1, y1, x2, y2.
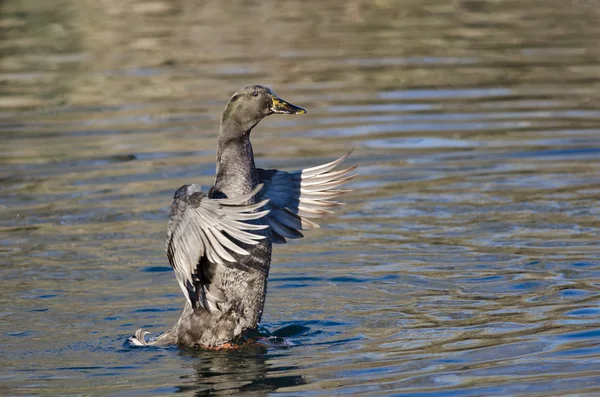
(257, 151, 356, 244)
(165, 183, 269, 309)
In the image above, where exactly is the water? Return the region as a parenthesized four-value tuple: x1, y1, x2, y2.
(2, 0, 600, 395)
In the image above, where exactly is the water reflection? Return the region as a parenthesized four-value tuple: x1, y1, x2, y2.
(177, 346, 305, 396)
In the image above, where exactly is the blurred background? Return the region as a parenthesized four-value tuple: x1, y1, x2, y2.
(2, 0, 600, 395)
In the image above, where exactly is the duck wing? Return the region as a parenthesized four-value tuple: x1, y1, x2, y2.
(166, 183, 269, 311)
(257, 152, 357, 244)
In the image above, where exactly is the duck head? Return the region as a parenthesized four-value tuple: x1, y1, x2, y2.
(220, 85, 306, 137)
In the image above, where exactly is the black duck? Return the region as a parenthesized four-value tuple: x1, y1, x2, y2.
(130, 85, 355, 348)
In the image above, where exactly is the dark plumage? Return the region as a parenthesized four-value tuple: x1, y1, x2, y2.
(129, 85, 356, 348)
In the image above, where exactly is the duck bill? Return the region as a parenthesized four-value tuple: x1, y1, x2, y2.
(270, 94, 306, 115)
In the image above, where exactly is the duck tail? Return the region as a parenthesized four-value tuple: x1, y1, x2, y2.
(128, 327, 177, 346)
(128, 328, 153, 346)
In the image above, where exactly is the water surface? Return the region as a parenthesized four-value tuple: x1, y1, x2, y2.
(2, 0, 600, 395)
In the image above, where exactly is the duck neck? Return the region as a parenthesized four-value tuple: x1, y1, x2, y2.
(214, 130, 258, 198)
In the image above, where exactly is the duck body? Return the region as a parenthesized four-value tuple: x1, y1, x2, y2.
(130, 85, 355, 348)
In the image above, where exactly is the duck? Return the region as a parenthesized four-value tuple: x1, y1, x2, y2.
(129, 85, 356, 349)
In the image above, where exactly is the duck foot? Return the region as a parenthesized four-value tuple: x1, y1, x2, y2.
(202, 342, 240, 351)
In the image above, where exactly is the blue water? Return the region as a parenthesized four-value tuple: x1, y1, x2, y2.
(2, 0, 600, 396)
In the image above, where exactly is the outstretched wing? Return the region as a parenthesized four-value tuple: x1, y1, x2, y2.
(166, 183, 269, 311)
(257, 152, 357, 244)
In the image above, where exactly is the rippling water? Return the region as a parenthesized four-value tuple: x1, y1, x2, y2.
(2, 0, 600, 395)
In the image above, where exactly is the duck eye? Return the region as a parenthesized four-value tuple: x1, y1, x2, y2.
(252, 91, 258, 97)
